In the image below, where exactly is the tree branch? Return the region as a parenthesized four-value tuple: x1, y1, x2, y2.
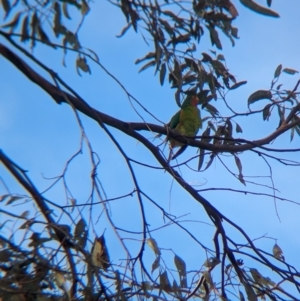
(1, 43, 300, 155)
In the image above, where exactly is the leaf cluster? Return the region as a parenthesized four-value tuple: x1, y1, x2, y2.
(1, 1, 300, 301)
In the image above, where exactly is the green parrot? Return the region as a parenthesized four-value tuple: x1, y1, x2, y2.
(168, 94, 202, 160)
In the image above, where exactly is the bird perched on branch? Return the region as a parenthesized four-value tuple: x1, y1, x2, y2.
(168, 94, 202, 160)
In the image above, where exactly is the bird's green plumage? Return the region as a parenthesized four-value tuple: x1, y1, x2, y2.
(169, 95, 202, 150)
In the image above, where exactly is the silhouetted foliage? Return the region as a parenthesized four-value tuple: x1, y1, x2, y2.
(1, 1, 300, 301)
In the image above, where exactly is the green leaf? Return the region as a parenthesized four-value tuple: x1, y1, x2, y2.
(201, 52, 213, 63)
(141, 281, 152, 295)
(1, 0, 11, 18)
(81, 0, 90, 15)
(54, 272, 66, 289)
(21, 15, 29, 42)
(228, 2, 239, 17)
(197, 90, 210, 105)
(120, 0, 130, 21)
(53, 2, 64, 37)
(235, 155, 245, 185)
(217, 54, 225, 61)
(207, 25, 222, 49)
(76, 56, 90, 74)
(203, 154, 215, 171)
(160, 63, 166, 86)
(234, 155, 242, 173)
(135, 52, 155, 65)
(274, 64, 282, 78)
(115, 270, 126, 300)
(273, 243, 284, 260)
(147, 238, 161, 256)
(37, 24, 51, 45)
(226, 119, 233, 138)
(172, 279, 183, 298)
(203, 270, 213, 287)
(203, 257, 220, 268)
(159, 18, 173, 35)
(20, 210, 30, 219)
(174, 254, 186, 276)
(151, 256, 160, 273)
(209, 49, 217, 56)
(186, 43, 196, 53)
(161, 10, 182, 23)
(208, 121, 216, 132)
(74, 218, 86, 239)
(138, 60, 156, 73)
(173, 59, 181, 81)
(250, 268, 266, 286)
(171, 33, 191, 45)
(198, 148, 205, 171)
(1, 11, 23, 31)
(198, 127, 211, 171)
(240, 0, 279, 18)
(262, 276, 276, 287)
(204, 103, 219, 117)
(230, 80, 247, 90)
(202, 127, 212, 143)
(6, 195, 23, 205)
(206, 73, 218, 99)
(62, 2, 71, 19)
(65, 31, 80, 49)
(263, 104, 272, 120)
(62, 0, 81, 9)
(295, 125, 300, 137)
(236, 122, 243, 133)
(56, 224, 71, 235)
(248, 90, 272, 106)
(31, 11, 40, 30)
(28, 234, 51, 247)
(30, 12, 39, 48)
(91, 235, 110, 270)
(182, 74, 196, 86)
(159, 271, 171, 292)
(290, 127, 295, 141)
(242, 280, 258, 301)
(211, 60, 226, 73)
(0, 194, 10, 202)
(282, 68, 299, 75)
(231, 26, 239, 38)
(277, 106, 284, 124)
(19, 219, 33, 229)
(116, 22, 132, 38)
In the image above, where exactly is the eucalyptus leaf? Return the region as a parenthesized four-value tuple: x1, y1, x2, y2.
(230, 80, 247, 90)
(240, 0, 279, 18)
(248, 90, 272, 106)
(282, 68, 299, 75)
(151, 256, 160, 273)
(147, 238, 161, 256)
(160, 63, 166, 86)
(274, 64, 282, 78)
(236, 122, 243, 133)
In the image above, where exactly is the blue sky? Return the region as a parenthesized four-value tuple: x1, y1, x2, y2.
(1, 0, 300, 297)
